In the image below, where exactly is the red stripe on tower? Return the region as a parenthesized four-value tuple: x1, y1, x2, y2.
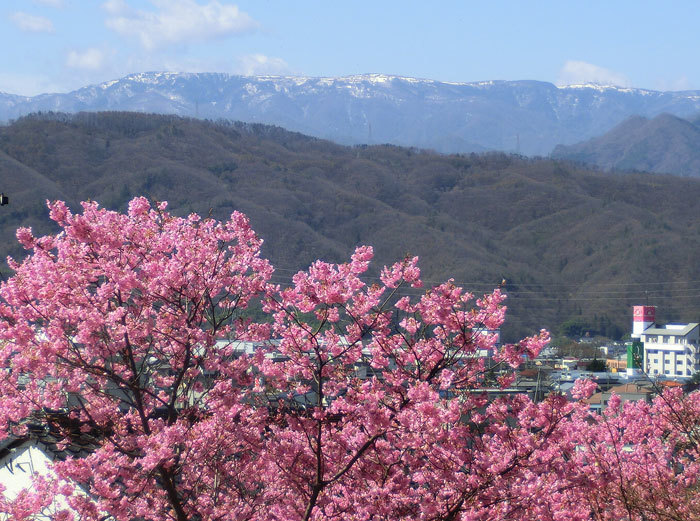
(632, 306, 655, 337)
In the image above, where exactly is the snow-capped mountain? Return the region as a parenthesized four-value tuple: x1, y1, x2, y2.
(2, 72, 700, 156)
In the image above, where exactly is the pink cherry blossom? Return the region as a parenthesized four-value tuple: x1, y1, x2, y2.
(1, 197, 697, 521)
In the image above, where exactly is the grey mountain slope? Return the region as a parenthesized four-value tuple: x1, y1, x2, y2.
(551, 113, 700, 177)
(0, 150, 69, 202)
(3, 72, 700, 155)
(0, 149, 72, 255)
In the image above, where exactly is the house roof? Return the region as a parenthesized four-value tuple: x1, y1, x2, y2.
(0, 413, 98, 462)
(586, 392, 604, 405)
(658, 380, 684, 388)
(586, 383, 652, 405)
(609, 383, 652, 395)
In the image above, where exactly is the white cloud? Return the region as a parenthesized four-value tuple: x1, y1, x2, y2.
(101, 0, 132, 16)
(10, 11, 54, 32)
(102, 0, 258, 50)
(66, 48, 106, 70)
(237, 54, 290, 76)
(557, 60, 630, 87)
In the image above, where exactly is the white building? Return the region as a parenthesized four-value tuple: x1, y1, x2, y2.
(0, 437, 76, 520)
(641, 323, 700, 378)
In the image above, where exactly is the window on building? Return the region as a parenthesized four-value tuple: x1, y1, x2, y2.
(663, 336, 670, 343)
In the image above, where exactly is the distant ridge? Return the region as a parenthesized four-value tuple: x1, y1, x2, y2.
(552, 113, 700, 177)
(2, 72, 700, 155)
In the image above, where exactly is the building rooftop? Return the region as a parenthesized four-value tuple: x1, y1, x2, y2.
(643, 323, 699, 336)
(608, 383, 652, 395)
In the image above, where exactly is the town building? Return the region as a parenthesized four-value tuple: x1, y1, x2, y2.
(0, 416, 93, 518)
(586, 382, 654, 414)
(641, 322, 700, 378)
(631, 305, 700, 379)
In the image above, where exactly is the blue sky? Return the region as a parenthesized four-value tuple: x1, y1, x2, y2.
(1, 0, 698, 96)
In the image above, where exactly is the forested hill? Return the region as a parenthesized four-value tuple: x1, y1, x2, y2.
(1, 112, 700, 341)
(552, 113, 700, 177)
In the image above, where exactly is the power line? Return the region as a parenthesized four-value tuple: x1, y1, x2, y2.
(266, 282, 700, 306)
(269, 266, 700, 290)
(268, 276, 700, 299)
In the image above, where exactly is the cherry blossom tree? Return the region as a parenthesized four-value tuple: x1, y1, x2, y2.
(254, 251, 561, 520)
(0, 196, 643, 521)
(558, 386, 700, 521)
(0, 198, 274, 521)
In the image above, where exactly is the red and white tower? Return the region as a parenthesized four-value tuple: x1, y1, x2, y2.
(632, 305, 655, 338)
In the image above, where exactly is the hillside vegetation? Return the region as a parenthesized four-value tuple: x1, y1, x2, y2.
(1, 112, 700, 340)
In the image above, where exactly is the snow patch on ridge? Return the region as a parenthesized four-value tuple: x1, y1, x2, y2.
(558, 83, 657, 96)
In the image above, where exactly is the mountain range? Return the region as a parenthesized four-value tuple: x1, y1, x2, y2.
(3, 72, 700, 156)
(2, 112, 700, 341)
